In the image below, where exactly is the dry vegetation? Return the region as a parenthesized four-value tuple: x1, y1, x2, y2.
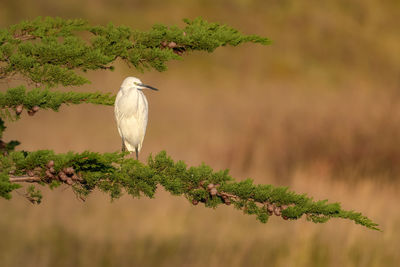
(1, 0, 400, 266)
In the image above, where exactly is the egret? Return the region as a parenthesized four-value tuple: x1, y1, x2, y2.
(114, 77, 158, 159)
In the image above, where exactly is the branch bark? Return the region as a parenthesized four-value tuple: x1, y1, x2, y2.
(9, 176, 42, 183)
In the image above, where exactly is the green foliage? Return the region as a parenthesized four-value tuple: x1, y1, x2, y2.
(0, 17, 378, 231)
(0, 86, 115, 120)
(0, 172, 20, 199)
(0, 117, 20, 153)
(0, 150, 379, 230)
(1, 16, 270, 86)
(0, 117, 5, 138)
(25, 185, 42, 204)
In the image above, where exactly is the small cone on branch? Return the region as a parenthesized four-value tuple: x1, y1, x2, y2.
(161, 41, 168, 47)
(210, 187, 218, 196)
(224, 198, 231, 205)
(47, 160, 55, 168)
(192, 199, 199, 205)
(27, 106, 39, 116)
(274, 206, 282, 216)
(207, 183, 215, 190)
(71, 174, 82, 181)
(15, 105, 23, 115)
(281, 205, 289, 220)
(27, 170, 34, 177)
(168, 41, 176, 48)
(64, 167, 74, 176)
(45, 170, 55, 179)
(267, 203, 274, 213)
(65, 178, 73, 185)
(58, 172, 68, 182)
(49, 167, 56, 174)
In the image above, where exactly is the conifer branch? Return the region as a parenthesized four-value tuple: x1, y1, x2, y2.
(0, 17, 379, 232)
(9, 175, 41, 182)
(1, 17, 271, 86)
(0, 150, 380, 231)
(0, 86, 115, 120)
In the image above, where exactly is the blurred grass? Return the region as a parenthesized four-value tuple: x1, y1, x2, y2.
(1, 177, 399, 267)
(1, 0, 400, 266)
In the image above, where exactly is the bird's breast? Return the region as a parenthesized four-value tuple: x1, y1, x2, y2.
(115, 89, 148, 122)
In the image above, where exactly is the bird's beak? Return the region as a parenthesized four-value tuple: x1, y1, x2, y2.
(139, 84, 159, 91)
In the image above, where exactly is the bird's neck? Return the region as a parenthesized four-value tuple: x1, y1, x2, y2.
(121, 87, 139, 95)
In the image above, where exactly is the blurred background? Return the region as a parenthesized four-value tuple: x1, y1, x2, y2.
(1, 0, 400, 266)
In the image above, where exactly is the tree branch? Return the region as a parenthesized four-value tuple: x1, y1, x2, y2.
(0, 86, 115, 121)
(0, 150, 380, 230)
(9, 176, 41, 183)
(0, 17, 379, 232)
(1, 17, 270, 87)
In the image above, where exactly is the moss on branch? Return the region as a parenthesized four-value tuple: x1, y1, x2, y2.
(0, 150, 379, 231)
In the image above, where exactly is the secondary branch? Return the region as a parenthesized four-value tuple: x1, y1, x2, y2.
(9, 176, 42, 183)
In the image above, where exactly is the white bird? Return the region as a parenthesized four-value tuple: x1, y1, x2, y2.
(114, 77, 158, 159)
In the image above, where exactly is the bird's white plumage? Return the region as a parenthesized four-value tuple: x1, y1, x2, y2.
(114, 77, 152, 158)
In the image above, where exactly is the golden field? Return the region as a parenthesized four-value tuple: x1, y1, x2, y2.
(1, 0, 400, 266)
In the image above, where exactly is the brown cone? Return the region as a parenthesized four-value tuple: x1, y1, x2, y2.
(15, 105, 23, 115)
(71, 174, 82, 181)
(210, 187, 218, 196)
(168, 41, 177, 48)
(58, 172, 68, 181)
(64, 167, 74, 176)
(274, 206, 282, 216)
(45, 170, 55, 179)
(207, 183, 215, 190)
(47, 160, 55, 168)
(267, 203, 274, 213)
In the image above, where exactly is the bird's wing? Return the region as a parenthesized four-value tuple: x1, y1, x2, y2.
(114, 90, 124, 137)
(114, 88, 149, 152)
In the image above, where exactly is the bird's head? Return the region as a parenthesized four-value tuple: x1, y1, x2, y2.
(121, 77, 159, 92)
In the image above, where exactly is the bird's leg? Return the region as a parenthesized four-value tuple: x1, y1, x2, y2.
(121, 139, 126, 152)
(135, 147, 139, 160)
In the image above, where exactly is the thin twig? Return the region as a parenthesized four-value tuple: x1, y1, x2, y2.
(9, 176, 42, 183)
(13, 34, 36, 41)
